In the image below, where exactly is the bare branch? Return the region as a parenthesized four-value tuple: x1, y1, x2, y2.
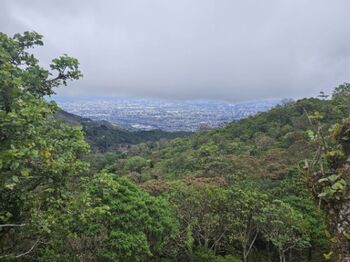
(0, 239, 39, 259)
(246, 231, 259, 257)
(0, 224, 26, 228)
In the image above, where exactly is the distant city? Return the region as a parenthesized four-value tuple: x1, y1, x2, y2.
(53, 96, 281, 132)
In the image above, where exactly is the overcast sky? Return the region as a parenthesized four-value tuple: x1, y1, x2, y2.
(1, 0, 350, 101)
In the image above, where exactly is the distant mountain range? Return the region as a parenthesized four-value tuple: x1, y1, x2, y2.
(53, 96, 281, 131)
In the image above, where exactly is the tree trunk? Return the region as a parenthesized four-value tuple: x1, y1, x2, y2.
(243, 245, 247, 262)
(308, 246, 313, 261)
(279, 249, 286, 262)
(266, 241, 272, 262)
(288, 249, 292, 262)
(204, 237, 209, 250)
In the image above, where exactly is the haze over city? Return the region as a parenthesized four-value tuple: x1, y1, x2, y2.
(2, 0, 350, 101)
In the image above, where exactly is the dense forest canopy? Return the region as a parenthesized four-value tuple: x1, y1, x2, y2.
(1, 32, 350, 262)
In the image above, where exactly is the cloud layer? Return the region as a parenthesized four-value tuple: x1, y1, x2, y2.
(1, 0, 350, 101)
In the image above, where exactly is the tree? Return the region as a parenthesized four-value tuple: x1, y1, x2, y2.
(259, 200, 310, 262)
(63, 173, 178, 262)
(272, 169, 328, 261)
(332, 82, 350, 114)
(168, 183, 231, 257)
(0, 31, 86, 259)
(124, 156, 149, 173)
(227, 187, 268, 262)
(0, 31, 81, 113)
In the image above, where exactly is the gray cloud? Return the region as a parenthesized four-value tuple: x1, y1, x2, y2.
(1, 0, 350, 101)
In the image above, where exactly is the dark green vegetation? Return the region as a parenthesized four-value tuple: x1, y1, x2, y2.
(55, 110, 192, 153)
(1, 32, 350, 262)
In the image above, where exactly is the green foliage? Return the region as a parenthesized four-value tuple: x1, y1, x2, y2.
(81, 91, 350, 261)
(166, 181, 314, 262)
(103, 93, 346, 261)
(64, 173, 179, 261)
(125, 156, 150, 173)
(3, 31, 349, 261)
(303, 107, 350, 260)
(0, 32, 82, 112)
(109, 95, 345, 183)
(227, 186, 269, 262)
(258, 200, 311, 261)
(332, 82, 350, 112)
(0, 31, 87, 259)
(168, 183, 230, 253)
(318, 175, 347, 200)
(55, 110, 192, 153)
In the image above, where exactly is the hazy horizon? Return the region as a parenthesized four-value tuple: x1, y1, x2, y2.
(51, 94, 283, 104)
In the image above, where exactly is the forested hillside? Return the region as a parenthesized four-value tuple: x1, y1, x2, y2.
(55, 110, 192, 152)
(92, 96, 338, 261)
(1, 32, 350, 262)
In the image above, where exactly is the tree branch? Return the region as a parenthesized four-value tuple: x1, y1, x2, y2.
(0, 223, 26, 228)
(246, 231, 259, 257)
(0, 239, 39, 259)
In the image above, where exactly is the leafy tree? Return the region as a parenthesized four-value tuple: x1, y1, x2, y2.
(0, 31, 81, 113)
(124, 156, 150, 173)
(227, 187, 268, 262)
(168, 183, 231, 256)
(259, 200, 310, 262)
(0, 31, 86, 259)
(53, 172, 179, 262)
(272, 169, 328, 261)
(332, 82, 350, 111)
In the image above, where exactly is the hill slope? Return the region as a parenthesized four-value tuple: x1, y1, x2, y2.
(111, 97, 343, 181)
(57, 95, 349, 261)
(55, 110, 192, 152)
(92, 96, 346, 261)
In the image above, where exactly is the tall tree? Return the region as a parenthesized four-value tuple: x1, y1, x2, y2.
(227, 187, 268, 262)
(0, 31, 86, 259)
(41, 172, 178, 261)
(259, 200, 310, 262)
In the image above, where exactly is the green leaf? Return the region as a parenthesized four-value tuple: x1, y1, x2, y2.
(323, 251, 333, 260)
(328, 175, 340, 183)
(5, 182, 16, 190)
(20, 169, 30, 177)
(12, 176, 19, 183)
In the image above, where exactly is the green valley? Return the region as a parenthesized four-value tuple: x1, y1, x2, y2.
(1, 31, 350, 262)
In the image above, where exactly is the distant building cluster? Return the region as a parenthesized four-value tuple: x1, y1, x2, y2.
(55, 97, 280, 132)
